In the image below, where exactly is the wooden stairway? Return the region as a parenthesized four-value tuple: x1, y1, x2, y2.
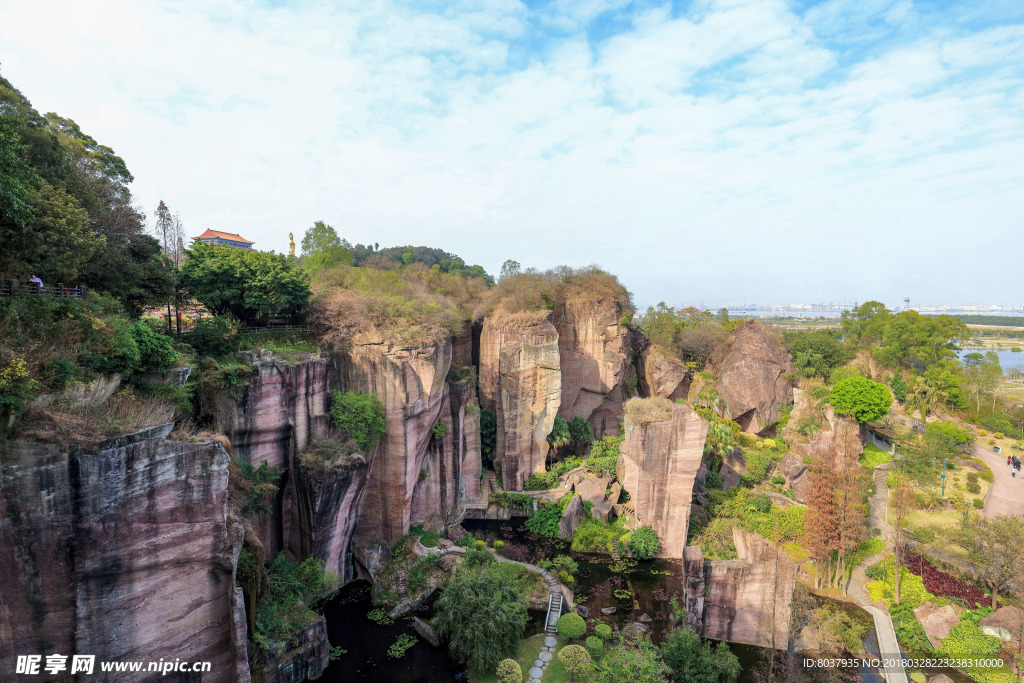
(544, 592, 563, 634)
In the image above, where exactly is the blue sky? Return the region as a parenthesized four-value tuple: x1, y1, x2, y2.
(1, 0, 1022, 309)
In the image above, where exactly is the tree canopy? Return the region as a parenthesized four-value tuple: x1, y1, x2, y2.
(179, 241, 311, 325)
(300, 220, 354, 271)
(828, 376, 892, 423)
(659, 627, 741, 683)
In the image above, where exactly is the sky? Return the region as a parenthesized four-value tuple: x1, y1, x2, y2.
(1, 0, 1022, 310)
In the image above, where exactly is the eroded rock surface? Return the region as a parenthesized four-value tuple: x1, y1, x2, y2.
(479, 315, 561, 491)
(782, 387, 865, 468)
(0, 428, 247, 679)
(707, 320, 793, 433)
(639, 346, 690, 401)
(618, 403, 708, 558)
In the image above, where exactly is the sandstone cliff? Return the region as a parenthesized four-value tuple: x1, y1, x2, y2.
(638, 345, 690, 401)
(707, 320, 793, 434)
(684, 528, 797, 649)
(332, 341, 479, 544)
(478, 314, 561, 491)
(617, 401, 708, 558)
(0, 425, 249, 681)
(554, 299, 634, 436)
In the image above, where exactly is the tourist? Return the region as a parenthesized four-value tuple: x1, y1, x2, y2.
(28, 274, 43, 288)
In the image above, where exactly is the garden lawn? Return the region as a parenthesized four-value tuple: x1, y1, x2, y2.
(471, 634, 545, 683)
(859, 442, 892, 469)
(541, 637, 575, 683)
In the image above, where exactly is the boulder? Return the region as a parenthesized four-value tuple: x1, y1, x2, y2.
(779, 454, 806, 480)
(639, 346, 690, 401)
(576, 606, 589, 618)
(979, 606, 1023, 647)
(412, 617, 441, 648)
(438, 554, 458, 573)
(574, 476, 611, 506)
(914, 602, 961, 650)
(622, 622, 650, 639)
(707, 320, 793, 433)
(558, 495, 585, 540)
(640, 613, 653, 623)
(927, 675, 956, 683)
(617, 402, 709, 557)
(601, 606, 617, 615)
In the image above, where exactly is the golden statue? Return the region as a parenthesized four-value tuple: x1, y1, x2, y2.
(288, 232, 295, 257)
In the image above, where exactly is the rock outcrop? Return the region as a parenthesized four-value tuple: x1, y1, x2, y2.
(332, 341, 479, 544)
(558, 495, 585, 540)
(684, 528, 798, 649)
(618, 402, 709, 558)
(781, 387, 865, 468)
(979, 606, 1023, 648)
(707, 320, 793, 434)
(478, 314, 561, 491)
(554, 299, 634, 436)
(0, 426, 249, 680)
(259, 618, 329, 683)
(638, 346, 690, 401)
(914, 601, 962, 650)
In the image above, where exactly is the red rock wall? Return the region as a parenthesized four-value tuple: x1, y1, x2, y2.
(478, 317, 561, 491)
(618, 403, 708, 558)
(0, 427, 248, 680)
(638, 346, 691, 401)
(708, 320, 793, 433)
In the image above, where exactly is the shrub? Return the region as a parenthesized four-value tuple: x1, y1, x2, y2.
(496, 658, 522, 683)
(558, 644, 592, 681)
(187, 315, 240, 357)
(253, 554, 338, 652)
(705, 471, 724, 489)
(586, 635, 604, 658)
(978, 429, 988, 436)
(131, 322, 176, 373)
(456, 532, 477, 548)
(525, 500, 565, 538)
(568, 417, 594, 446)
(627, 526, 660, 560)
(557, 613, 587, 640)
(973, 498, 984, 509)
(889, 373, 908, 403)
(762, 438, 777, 449)
(330, 390, 387, 454)
(594, 635, 670, 683)
(0, 356, 37, 411)
(967, 481, 981, 494)
(551, 456, 583, 477)
(432, 422, 449, 440)
(595, 623, 612, 640)
(993, 431, 1004, 439)
(547, 416, 571, 449)
(571, 517, 624, 553)
(475, 540, 486, 550)
(489, 491, 533, 509)
(828, 376, 892, 423)
(770, 475, 785, 485)
(624, 397, 673, 427)
(524, 471, 558, 490)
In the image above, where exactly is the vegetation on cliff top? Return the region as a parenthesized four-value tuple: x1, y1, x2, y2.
(638, 304, 735, 369)
(481, 265, 633, 324)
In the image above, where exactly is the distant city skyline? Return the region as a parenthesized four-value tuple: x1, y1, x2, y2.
(1, 0, 1022, 306)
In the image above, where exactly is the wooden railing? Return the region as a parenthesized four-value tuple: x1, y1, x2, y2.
(170, 323, 312, 337)
(1, 281, 89, 298)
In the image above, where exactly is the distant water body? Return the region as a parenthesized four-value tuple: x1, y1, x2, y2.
(734, 309, 1024, 319)
(960, 347, 1024, 370)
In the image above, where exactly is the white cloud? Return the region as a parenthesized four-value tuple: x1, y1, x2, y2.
(0, 0, 1022, 307)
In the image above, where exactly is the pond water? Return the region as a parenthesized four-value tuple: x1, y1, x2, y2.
(960, 347, 1024, 371)
(320, 580, 466, 682)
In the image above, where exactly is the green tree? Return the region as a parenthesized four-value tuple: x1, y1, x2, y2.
(432, 562, 530, 673)
(496, 658, 522, 683)
(595, 635, 670, 683)
(628, 525, 661, 560)
(131, 322, 176, 373)
(329, 390, 387, 454)
(0, 117, 39, 228)
(300, 221, 353, 271)
(558, 644, 592, 681)
(784, 329, 854, 380)
(660, 627, 740, 683)
(568, 416, 594, 449)
(547, 416, 571, 450)
(179, 241, 311, 326)
(840, 301, 891, 347)
(481, 409, 497, 461)
(499, 259, 521, 281)
(960, 515, 1024, 608)
(828, 376, 892, 423)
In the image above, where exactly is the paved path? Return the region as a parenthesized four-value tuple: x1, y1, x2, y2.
(846, 464, 908, 683)
(972, 446, 1023, 518)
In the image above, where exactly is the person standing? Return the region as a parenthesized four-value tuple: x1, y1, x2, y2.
(28, 274, 43, 288)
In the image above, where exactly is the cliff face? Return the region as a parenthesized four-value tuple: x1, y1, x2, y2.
(479, 301, 635, 490)
(332, 341, 479, 544)
(638, 346, 690, 401)
(781, 387, 865, 463)
(684, 528, 797, 649)
(707, 320, 793, 434)
(617, 403, 708, 558)
(0, 425, 248, 681)
(554, 299, 634, 437)
(479, 316, 561, 491)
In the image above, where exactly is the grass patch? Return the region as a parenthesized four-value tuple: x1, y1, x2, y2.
(238, 332, 319, 363)
(470, 634, 546, 683)
(860, 442, 893, 469)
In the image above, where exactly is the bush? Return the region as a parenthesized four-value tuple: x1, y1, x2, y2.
(705, 471, 724, 489)
(330, 390, 387, 454)
(524, 471, 559, 490)
(131, 322, 177, 373)
(432, 422, 449, 440)
(770, 475, 785, 485)
(547, 416, 571, 449)
(571, 517, 625, 553)
(475, 539, 486, 550)
(0, 356, 37, 412)
(254, 554, 338, 652)
(187, 315, 240, 357)
(595, 623, 612, 641)
(889, 373, 908, 403)
(489, 491, 533, 509)
(828, 376, 892, 423)
(558, 644, 592, 681)
(525, 500, 565, 538)
(456, 532, 477, 548)
(993, 431, 1004, 439)
(556, 613, 587, 640)
(973, 498, 984, 509)
(594, 635, 670, 683)
(496, 658, 522, 683)
(627, 526, 660, 560)
(586, 636, 604, 658)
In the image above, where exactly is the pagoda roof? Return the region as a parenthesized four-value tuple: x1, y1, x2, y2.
(195, 229, 254, 244)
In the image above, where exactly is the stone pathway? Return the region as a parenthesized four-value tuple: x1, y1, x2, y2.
(972, 445, 1023, 518)
(527, 636, 559, 683)
(846, 463, 908, 683)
